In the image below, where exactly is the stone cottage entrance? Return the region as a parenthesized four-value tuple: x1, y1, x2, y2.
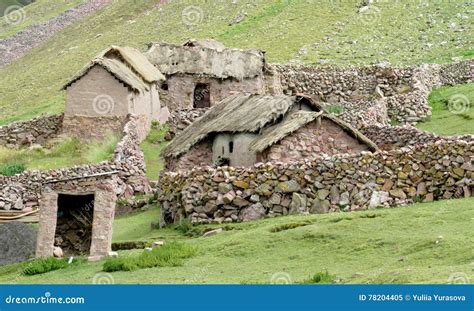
(36, 174, 119, 259)
(54, 193, 95, 256)
(193, 83, 210, 108)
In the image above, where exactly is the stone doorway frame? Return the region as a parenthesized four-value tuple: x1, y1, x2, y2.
(36, 176, 118, 258)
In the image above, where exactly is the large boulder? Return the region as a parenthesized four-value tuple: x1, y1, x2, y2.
(0, 222, 37, 266)
(240, 203, 266, 221)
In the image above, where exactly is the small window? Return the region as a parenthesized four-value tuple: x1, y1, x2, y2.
(161, 83, 168, 91)
(222, 146, 225, 155)
(229, 141, 234, 153)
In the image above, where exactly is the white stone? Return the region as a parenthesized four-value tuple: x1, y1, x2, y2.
(152, 241, 164, 248)
(107, 251, 119, 258)
(53, 246, 63, 258)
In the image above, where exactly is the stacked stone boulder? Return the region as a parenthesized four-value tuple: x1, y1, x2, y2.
(158, 139, 473, 226)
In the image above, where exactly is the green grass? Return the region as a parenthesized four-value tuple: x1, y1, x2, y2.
(23, 257, 84, 276)
(0, 134, 119, 173)
(103, 241, 197, 272)
(0, 0, 472, 124)
(1, 197, 472, 284)
(140, 124, 169, 180)
(417, 83, 474, 136)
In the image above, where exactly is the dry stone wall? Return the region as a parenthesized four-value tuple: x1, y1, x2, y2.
(0, 114, 63, 148)
(274, 60, 473, 123)
(158, 140, 473, 226)
(361, 125, 474, 151)
(0, 115, 149, 211)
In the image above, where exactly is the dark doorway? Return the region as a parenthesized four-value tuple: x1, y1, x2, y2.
(193, 83, 210, 108)
(54, 194, 95, 256)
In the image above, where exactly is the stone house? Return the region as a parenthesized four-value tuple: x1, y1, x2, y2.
(146, 39, 269, 110)
(162, 94, 379, 171)
(62, 45, 166, 141)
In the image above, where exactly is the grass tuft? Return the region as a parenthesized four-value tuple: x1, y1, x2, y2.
(23, 257, 84, 276)
(103, 241, 197, 272)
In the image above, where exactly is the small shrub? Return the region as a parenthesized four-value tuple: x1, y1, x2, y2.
(301, 270, 335, 284)
(103, 242, 197, 272)
(23, 257, 83, 276)
(176, 218, 193, 234)
(326, 105, 345, 114)
(103, 256, 137, 272)
(0, 163, 26, 176)
(270, 222, 312, 233)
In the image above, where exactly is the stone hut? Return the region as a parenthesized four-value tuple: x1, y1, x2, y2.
(162, 94, 379, 171)
(146, 39, 268, 110)
(62, 45, 166, 141)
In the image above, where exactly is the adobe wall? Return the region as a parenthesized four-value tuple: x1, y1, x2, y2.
(0, 114, 63, 148)
(65, 66, 130, 117)
(262, 119, 370, 163)
(158, 139, 474, 225)
(0, 115, 150, 211)
(161, 74, 265, 110)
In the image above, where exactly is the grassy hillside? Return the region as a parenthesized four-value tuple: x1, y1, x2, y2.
(417, 83, 474, 136)
(0, 0, 472, 124)
(0, 0, 34, 17)
(0, 0, 82, 38)
(1, 197, 472, 284)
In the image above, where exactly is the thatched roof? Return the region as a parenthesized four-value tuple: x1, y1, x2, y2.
(101, 46, 165, 83)
(249, 111, 379, 153)
(63, 45, 164, 91)
(163, 94, 379, 158)
(162, 94, 295, 158)
(62, 58, 149, 92)
(146, 40, 265, 80)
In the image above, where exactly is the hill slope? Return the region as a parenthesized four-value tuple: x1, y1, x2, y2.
(1, 197, 472, 284)
(0, 0, 472, 124)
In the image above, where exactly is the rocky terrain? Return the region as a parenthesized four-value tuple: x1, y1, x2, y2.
(0, 0, 111, 67)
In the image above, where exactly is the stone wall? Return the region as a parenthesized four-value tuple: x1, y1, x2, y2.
(0, 115, 149, 211)
(62, 115, 126, 142)
(274, 59, 473, 124)
(158, 139, 473, 225)
(166, 138, 213, 172)
(261, 119, 370, 162)
(0, 114, 63, 148)
(361, 125, 474, 151)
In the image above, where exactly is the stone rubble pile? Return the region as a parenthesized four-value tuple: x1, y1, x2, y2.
(166, 108, 208, 139)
